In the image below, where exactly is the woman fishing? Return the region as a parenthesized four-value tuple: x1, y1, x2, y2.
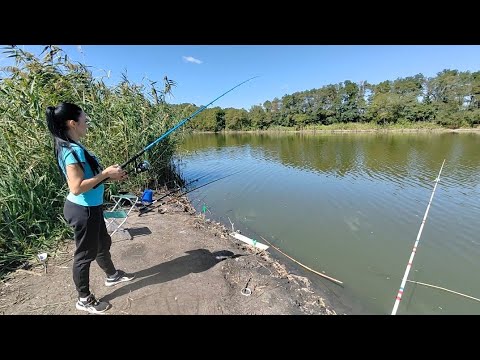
(46, 102, 135, 314)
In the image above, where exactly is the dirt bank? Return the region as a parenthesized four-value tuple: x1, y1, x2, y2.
(0, 192, 347, 315)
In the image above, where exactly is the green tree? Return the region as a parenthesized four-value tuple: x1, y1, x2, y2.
(225, 108, 249, 130)
(248, 105, 267, 129)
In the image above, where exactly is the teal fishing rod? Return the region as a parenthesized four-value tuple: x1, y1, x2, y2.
(94, 76, 259, 188)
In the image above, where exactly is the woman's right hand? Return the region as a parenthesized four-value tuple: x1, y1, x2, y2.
(102, 164, 128, 181)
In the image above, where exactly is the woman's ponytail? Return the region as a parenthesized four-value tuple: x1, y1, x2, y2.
(45, 105, 57, 136)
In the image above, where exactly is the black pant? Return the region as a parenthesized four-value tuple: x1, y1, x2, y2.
(63, 200, 116, 298)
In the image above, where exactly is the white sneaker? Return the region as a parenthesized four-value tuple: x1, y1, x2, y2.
(105, 270, 135, 287)
(75, 294, 111, 314)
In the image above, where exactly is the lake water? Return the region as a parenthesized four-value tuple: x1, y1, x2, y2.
(175, 132, 480, 315)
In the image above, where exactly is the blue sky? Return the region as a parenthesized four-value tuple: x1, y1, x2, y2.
(2, 45, 480, 110)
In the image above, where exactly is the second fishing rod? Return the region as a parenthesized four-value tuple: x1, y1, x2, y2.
(93, 76, 259, 189)
(137, 172, 211, 211)
(138, 170, 242, 216)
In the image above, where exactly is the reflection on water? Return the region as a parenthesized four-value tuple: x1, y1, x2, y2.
(177, 132, 480, 314)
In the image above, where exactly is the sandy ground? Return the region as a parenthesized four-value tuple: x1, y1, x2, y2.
(0, 193, 349, 315)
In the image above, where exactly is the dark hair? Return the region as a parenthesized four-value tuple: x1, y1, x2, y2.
(45, 102, 101, 180)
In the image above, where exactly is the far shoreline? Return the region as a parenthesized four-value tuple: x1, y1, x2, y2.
(192, 125, 480, 135)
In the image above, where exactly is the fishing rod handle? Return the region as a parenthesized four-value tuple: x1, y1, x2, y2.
(93, 176, 109, 189)
(92, 164, 129, 189)
(92, 153, 142, 189)
(93, 167, 135, 189)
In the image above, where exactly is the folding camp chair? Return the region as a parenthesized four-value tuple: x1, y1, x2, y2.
(104, 193, 139, 239)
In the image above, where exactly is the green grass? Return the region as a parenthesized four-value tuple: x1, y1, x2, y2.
(302, 121, 445, 131)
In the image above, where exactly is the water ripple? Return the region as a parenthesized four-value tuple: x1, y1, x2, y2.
(179, 133, 480, 314)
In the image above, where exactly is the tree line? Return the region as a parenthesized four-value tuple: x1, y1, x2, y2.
(176, 70, 480, 131)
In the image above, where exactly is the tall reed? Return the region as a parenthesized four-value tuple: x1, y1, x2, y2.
(0, 46, 181, 276)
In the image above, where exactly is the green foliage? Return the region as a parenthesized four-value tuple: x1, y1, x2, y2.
(235, 70, 479, 130)
(224, 108, 250, 130)
(183, 106, 225, 132)
(248, 105, 267, 129)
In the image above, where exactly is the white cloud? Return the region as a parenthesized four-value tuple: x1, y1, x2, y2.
(182, 56, 203, 64)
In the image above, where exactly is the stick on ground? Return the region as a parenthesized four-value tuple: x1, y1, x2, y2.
(260, 236, 343, 286)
